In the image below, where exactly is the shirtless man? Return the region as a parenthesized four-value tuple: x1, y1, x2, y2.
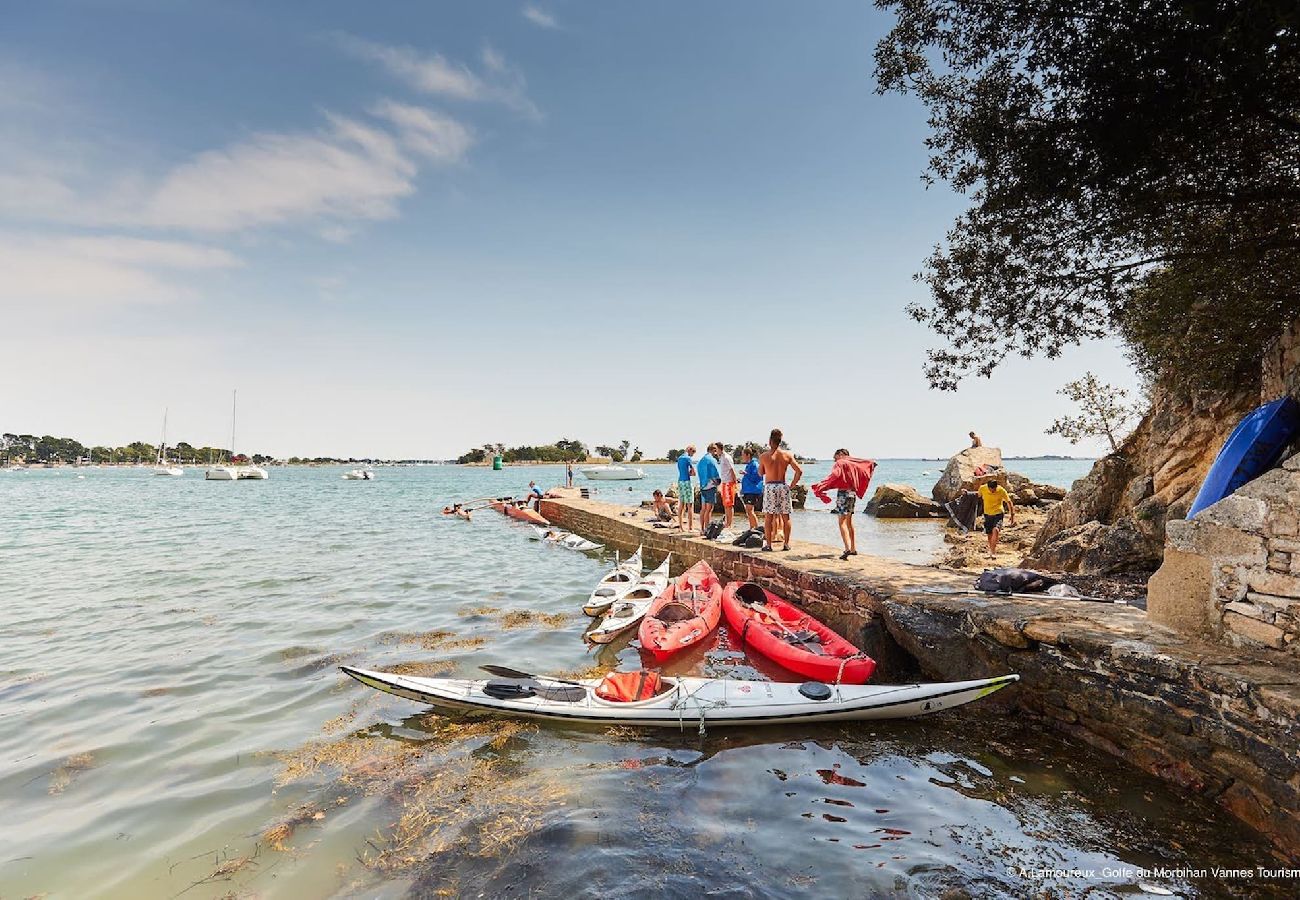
(759, 427, 802, 551)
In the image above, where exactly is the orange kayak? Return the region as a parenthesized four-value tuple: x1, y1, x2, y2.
(723, 582, 876, 684)
(490, 500, 549, 526)
(638, 560, 723, 662)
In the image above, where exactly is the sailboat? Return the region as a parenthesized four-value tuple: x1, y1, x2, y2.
(153, 409, 184, 476)
(207, 389, 268, 481)
(206, 391, 243, 480)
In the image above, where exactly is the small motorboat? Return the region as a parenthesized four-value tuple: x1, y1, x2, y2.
(236, 466, 269, 480)
(340, 665, 1020, 728)
(587, 554, 672, 644)
(205, 465, 236, 481)
(342, 469, 375, 480)
(723, 583, 876, 684)
(638, 560, 723, 662)
(153, 465, 184, 477)
(583, 546, 644, 616)
(580, 465, 646, 481)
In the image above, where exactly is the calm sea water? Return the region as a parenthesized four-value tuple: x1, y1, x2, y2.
(0, 464, 1282, 899)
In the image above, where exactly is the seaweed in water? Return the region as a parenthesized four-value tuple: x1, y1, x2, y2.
(498, 610, 570, 630)
(48, 752, 95, 795)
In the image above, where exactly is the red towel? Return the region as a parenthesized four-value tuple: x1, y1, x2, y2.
(812, 458, 876, 504)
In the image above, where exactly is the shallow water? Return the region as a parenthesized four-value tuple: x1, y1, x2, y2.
(0, 464, 1286, 898)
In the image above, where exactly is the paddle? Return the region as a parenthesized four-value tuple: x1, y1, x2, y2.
(479, 664, 584, 686)
(744, 599, 825, 652)
(909, 586, 1129, 606)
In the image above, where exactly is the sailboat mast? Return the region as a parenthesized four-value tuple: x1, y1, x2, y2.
(230, 390, 237, 463)
(158, 408, 168, 465)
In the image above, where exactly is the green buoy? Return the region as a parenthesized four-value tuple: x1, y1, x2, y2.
(492, 454, 503, 470)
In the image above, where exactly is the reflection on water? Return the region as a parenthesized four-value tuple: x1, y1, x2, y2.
(0, 465, 1285, 899)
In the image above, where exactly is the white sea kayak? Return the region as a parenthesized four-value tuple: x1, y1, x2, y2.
(583, 546, 643, 616)
(587, 554, 672, 644)
(340, 666, 1020, 727)
(532, 526, 603, 552)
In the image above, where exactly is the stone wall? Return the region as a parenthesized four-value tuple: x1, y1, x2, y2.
(1150, 453, 1300, 653)
(539, 497, 1300, 861)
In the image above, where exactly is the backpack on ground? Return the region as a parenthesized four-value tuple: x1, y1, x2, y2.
(704, 521, 725, 540)
(974, 567, 1060, 594)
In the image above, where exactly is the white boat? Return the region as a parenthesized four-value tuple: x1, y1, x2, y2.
(339, 666, 1021, 728)
(583, 546, 644, 616)
(153, 408, 184, 476)
(580, 465, 646, 481)
(206, 390, 268, 481)
(342, 469, 375, 480)
(587, 554, 672, 644)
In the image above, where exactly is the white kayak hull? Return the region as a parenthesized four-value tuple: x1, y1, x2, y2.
(341, 667, 1019, 727)
(583, 546, 643, 616)
(587, 555, 671, 644)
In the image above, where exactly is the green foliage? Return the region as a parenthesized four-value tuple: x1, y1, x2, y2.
(458, 438, 590, 465)
(875, 0, 1300, 389)
(1044, 372, 1141, 453)
(666, 448, 682, 462)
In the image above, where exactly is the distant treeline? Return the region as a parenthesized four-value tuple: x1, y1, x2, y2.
(457, 438, 644, 465)
(2, 433, 273, 465)
(455, 438, 805, 466)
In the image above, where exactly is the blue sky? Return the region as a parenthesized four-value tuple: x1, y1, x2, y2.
(1, 1, 1139, 459)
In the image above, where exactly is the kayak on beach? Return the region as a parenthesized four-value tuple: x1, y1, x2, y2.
(583, 546, 644, 616)
(723, 582, 877, 684)
(339, 664, 1020, 727)
(586, 554, 672, 644)
(638, 560, 723, 662)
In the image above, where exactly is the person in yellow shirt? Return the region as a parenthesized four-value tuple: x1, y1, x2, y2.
(977, 477, 1016, 556)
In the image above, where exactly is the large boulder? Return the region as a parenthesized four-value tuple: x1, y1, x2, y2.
(866, 483, 944, 518)
(932, 446, 1004, 504)
(1006, 471, 1067, 506)
(1023, 516, 1163, 574)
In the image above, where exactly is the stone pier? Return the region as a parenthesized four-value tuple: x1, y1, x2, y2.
(540, 496, 1300, 862)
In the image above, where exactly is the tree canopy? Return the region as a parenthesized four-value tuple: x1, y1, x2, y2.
(875, 0, 1300, 390)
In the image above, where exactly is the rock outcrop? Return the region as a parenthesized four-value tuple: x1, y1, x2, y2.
(1025, 385, 1261, 574)
(931, 446, 1003, 504)
(866, 484, 943, 518)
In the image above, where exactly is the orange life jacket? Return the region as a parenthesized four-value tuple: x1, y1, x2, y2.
(595, 670, 663, 702)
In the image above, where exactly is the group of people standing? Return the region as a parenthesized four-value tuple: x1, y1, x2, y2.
(666, 429, 804, 552)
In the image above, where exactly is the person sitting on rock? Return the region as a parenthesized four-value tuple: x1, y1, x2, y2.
(969, 430, 983, 448)
(977, 476, 1016, 556)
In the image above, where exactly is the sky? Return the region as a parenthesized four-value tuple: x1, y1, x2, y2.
(0, 0, 1141, 460)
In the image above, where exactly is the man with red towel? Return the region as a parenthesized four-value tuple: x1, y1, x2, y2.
(812, 450, 877, 560)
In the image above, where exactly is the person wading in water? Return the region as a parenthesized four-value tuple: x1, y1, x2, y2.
(759, 427, 802, 551)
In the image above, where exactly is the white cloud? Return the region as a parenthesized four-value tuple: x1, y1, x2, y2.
(141, 114, 417, 232)
(0, 234, 239, 308)
(0, 104, 472, 236)
(522, 5, 559, 29)
(371, 100, 475, 163)
(335, 34, 540, 120)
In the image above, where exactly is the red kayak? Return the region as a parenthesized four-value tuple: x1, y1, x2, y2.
(638, 560, 723, 662)
(722, 582, 876, 684)
(491, 500, 549, 526)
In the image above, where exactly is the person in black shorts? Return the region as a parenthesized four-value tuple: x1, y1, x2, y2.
(977, 477, 1016, 556)
(738, 446, 764, 530)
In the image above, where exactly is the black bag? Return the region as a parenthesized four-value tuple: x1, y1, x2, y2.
(975, 567, 1060, 594)
(731, 527, 765, 548)
(704, 521, 724, 540)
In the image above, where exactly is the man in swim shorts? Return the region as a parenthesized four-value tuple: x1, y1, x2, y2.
(977, 476, 1016, 556)
(696, 445, 721, 536)
(759, 428, 802, 551)
(713, 442, 738, 529)
(675, 445, 696, 532)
